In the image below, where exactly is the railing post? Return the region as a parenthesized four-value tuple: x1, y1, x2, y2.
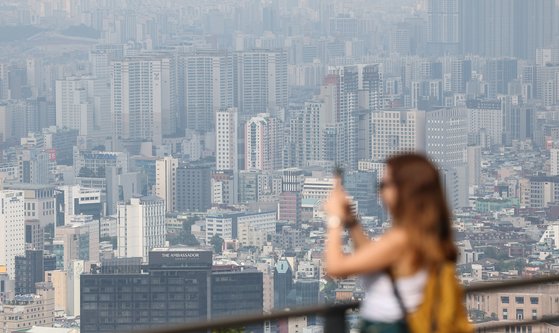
(324, 306, 347, 333)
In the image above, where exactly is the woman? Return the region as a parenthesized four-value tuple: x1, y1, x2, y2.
(324, 153, 458, 333)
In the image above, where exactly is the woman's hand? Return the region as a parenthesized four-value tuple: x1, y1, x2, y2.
(324, 176, 352, 220)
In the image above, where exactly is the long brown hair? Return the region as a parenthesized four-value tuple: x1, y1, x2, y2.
(386, 153, 457, 267)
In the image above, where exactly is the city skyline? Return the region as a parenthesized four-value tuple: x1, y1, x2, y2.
(0, 0, 558, 332)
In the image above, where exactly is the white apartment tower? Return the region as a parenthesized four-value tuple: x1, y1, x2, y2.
(0, 190, 25, 279)
(155, 156, 178, 212)
(117, 196, 166, 262)
(56, 78, 95, 137)
(245, 113, 282, 171)
(182, 51, 234, 132)
(111, 55, 177, 146)
(216, 107, 239, 172)
(551, 149, 559, 176)
(235, 50, 288, 115)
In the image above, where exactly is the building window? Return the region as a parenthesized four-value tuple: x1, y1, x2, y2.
(532, 309, 537, 320)
(501, 296, 510, 304)
(515, 297, 524, 304)
(503, 308, 508, 320)
(516, 309, 524, 320)
(530, 297, 539, 305)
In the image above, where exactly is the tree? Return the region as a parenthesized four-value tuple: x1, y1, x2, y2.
(210, 234, 224, 255)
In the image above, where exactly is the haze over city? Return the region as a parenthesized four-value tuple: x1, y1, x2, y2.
(0, 0, 558, 332)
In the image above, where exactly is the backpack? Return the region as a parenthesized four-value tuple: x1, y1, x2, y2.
(390, 261, 474, 333)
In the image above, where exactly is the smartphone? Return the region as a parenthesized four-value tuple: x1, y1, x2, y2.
(333, 166, 344, 185)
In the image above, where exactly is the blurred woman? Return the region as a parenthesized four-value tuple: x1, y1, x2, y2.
(324, 153, 458, 333)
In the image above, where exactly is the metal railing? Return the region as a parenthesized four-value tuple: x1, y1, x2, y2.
(136, 275, 559, 333)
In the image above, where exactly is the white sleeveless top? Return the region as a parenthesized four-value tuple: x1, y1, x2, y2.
(360, 270, 428, 322)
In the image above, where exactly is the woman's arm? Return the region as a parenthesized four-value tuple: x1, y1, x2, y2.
(346, 216, 370, 250)
(325, 227, 406, 278)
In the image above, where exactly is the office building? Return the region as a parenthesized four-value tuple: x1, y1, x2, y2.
(294, 279, 320, 307)
(45, 270, 67, 312)
(466, 100, 504, 148)
(43, 126, 79, 166)
(81, 250, 213, 333)
(526, 176, 559, 209)
(175, 164, 211, 212)
(73, 149, 128, 177)
(211, 267, 263, 319)
(155, 156, 178, 213)
(0, 190, 25, 279)
(425, 107, 469, 207)
(55, 186, 102, 227)
(370, 109, 426, 162)
(238, 170, 260, 203)
(181, 51, 234, 132)
(236, 211, 277, 248)
(111, 54, 177, 145)
(15, 250, 45, 295)
(55, 216, 100, 269)
(3, 184, 55, 229)
(116, 196, 166, 262)
(467, 284, 559, 332)
(67, 260, 85, 317)
(0, 283, 54, 331)
(17, 147, 49, 184)
(211, 170, 236, 207)
(274, 259, 294, 310)
(205, 211, 276, 246)
(24, 220, 43, 251)
(345, 171, 378, 216)
(235, 50, 288, 116)
(467, 145, 482, 188)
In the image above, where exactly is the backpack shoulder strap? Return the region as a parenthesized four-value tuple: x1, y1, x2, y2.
(386, 269, 408, 319)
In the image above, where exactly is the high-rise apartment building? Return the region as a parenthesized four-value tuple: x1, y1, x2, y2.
(245, 113, 282, 171)
(485, 59, 518, 99)
(462, 0, 554, 59)
(155, 156, 177, 213)
(427, 0, 461, 54)
(450, 59, 472, 94)
(55, 77, 95, 137)
(235, 50, 288, 115)
(181, 51, 234, 132)
(0, 190, 25, 279)
(116, 196, 166, 262)
(111, 54, 177, 145)
(215, 107, 239, 172)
